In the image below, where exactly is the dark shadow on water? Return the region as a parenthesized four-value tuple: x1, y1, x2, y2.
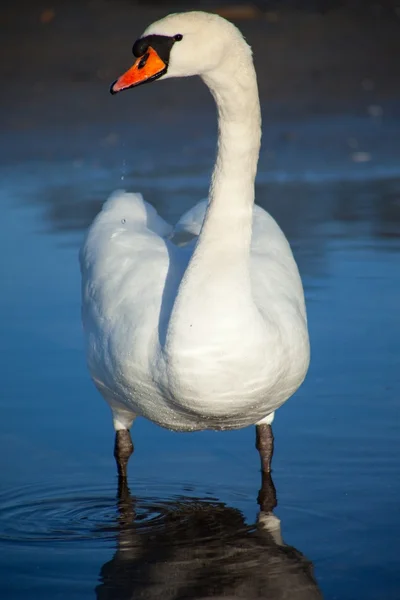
(96, 474, 323, 600)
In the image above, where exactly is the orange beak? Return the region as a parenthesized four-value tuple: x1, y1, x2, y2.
(110, 46, 167, 94)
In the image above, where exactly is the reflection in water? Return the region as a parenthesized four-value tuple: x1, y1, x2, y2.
(96, 475, 322, 600)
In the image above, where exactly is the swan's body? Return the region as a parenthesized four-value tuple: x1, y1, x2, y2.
(80, 12, 309, 440)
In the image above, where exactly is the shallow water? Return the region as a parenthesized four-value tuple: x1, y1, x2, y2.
(1, 110, 400, 600)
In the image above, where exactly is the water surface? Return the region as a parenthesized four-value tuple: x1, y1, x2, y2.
(1, 105, 400, 599)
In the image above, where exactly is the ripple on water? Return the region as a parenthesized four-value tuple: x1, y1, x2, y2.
(0, 479, 239, 547)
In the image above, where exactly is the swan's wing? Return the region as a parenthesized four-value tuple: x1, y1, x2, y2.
(250, 204, 292, 253)
(80, 191, 173, 330)
(100, 190, 173, 238)
(250, 204, 307, 319)
(171, 200, 296, 259)
(170, 199, 208, 245)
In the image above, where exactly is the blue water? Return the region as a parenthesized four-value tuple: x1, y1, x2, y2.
(1, 113, 400, 599)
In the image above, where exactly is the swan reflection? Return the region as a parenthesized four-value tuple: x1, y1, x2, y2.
(96, 474, 322, 600)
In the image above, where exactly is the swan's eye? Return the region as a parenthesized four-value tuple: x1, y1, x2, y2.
(174, 34, 183, 41)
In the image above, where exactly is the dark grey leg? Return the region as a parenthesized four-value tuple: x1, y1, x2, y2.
(255, 423, 274, 473)
(257, 471, 277, 513)
(256, 424, 277, 512)
(114, 429, 134, 480)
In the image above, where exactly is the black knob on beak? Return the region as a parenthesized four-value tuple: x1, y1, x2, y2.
(132, 38, 149, 57)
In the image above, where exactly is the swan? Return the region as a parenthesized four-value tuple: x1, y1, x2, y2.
(80, 11, 310, 479)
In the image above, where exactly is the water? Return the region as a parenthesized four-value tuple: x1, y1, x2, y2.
(1, 117, 399, 597)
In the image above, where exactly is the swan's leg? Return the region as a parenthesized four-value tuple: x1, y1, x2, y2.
(112, 409, 136, 480)
(255, 418, 277, 513)
(255, 422, 274, 473)
(257, 470, 278, 514)
(114, 430, 134, 480)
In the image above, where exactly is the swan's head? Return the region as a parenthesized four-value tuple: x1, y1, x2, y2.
(110, 11, 249, 94)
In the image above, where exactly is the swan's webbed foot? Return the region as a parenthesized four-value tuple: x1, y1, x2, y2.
(114, 429, 134, 481)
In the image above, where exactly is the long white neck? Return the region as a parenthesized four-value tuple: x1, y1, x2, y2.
(164, 43, 262, 354)
(199, 56, 261, 262)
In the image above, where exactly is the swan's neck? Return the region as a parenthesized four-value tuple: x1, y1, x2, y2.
(165, 48, 262, 354)
(199, 60, 261, 260)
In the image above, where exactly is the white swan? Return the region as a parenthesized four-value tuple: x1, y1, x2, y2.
(80, 11, 310, 478)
